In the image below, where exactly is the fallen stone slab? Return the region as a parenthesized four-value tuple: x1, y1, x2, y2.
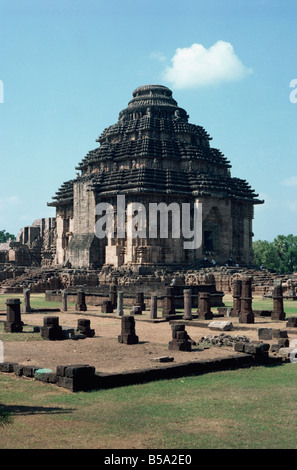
(208, 321, 233, 331)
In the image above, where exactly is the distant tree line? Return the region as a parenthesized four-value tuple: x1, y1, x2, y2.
(0, 230, 16, 243)
(253, 234, 297, 274)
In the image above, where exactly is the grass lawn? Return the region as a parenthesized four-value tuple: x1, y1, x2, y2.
(222, 294, 297, 316)
(0, 293, 75, 311)
(0, 292, 297, 449)
(0, 363, 297, 449)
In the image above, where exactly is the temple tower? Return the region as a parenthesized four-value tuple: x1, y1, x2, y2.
(48, 84, 263, 268)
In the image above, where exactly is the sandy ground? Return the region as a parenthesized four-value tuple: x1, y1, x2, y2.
(1, 307, 294, 374)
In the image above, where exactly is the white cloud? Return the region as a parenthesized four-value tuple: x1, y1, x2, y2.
(281, 176, 297, 187)
(162, 40, 252, 89)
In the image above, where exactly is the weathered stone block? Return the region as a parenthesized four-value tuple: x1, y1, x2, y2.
(286, 317, 297, 328)
(101, 300, 113, 313)
(278, 338, 289, 348)
(234, 342, 246, 353)
(258, 328, 273, 340)
(208, 321, 233, 331)
(0, 362, 18, 372)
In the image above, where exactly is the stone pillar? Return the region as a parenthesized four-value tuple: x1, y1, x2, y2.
(239, 276, 254, 323)
(169, 324, 192, 351)
(75, 290, 87, 312)
(22, 288, 31, 313)
(5, 298, 23, 332)
(150, 295, 158, 319)
(183, 289, 192, 320)
(162, 287, 175, 316)
(232, 279, 242, 316)
(62, 290, 68, 312)
(118, 315, 139, 344)
(116, 291, 124, 316)
(197, 292, 213, 320)
(271, 285, 286, 321)
(135, 292, 146, 311)
(101, 300, 114, 313)
(109, 283, 117, 309)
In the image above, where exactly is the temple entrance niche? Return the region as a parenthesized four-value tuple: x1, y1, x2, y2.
(203, 206, 222, 256)
(204, 230, 214, 252)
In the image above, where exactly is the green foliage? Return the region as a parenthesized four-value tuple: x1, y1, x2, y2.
(253, 234, 297, 273)
(0, 406, 12, 427)
(0, 230, 16, 243)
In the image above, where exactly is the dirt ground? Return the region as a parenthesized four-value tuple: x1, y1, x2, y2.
(1, 307, 294, 374)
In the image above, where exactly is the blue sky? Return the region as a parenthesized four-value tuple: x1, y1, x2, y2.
(0, 0, 296, 241)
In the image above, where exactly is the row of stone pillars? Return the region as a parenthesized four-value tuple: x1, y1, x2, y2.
(163, 287, 213, 320)
(232, 276, 286, 323)
(71, 286, 214, 321)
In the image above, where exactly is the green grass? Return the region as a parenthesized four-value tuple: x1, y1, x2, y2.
(221, 294, 297, 316)
(1, 363, 297, 449)
(1, 292, 297, 448)
(0, 322, 42, 342)
(0, 293, 77, 312)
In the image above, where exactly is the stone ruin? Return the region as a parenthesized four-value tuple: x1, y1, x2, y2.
(41, 316, 63, 341)
(4, 298, 23, 333)
(45, 84, 263, 270)
(168, 324, 193, 352)
(118, 315, 139, 345)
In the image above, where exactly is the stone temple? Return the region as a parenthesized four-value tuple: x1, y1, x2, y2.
(46, 84, 263, 270)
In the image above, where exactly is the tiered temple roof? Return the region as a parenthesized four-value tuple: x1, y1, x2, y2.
(48, 84, 263, 207)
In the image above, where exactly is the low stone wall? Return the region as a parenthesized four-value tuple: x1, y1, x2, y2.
(0, 353, 282, 392)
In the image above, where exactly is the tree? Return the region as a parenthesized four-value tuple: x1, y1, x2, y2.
(253, 234, 297, 273)
(273, 234, 297, 273)
(0, 230, 16, 243)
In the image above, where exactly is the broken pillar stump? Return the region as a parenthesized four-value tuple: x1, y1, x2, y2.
(22, 288, 31, 313)
(271, 284, 286, 321)
(101, 300, 114, 313)
(4, 298, 23, 332)
(135, 292, 146, 311)
(168, 323, 192, 351)
(75, 290, 87, 312)
(109, 283, 117, 309)
(197, 292, 213, 320)
(239, 276, 254, 324)
(77, 319, 95, 338)
(41, 316, 64, 340)
(118, 315, 139, 344)
(162, 287, 175, 316)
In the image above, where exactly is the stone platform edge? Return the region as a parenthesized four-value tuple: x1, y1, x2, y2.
(0, 353, 282, 393)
